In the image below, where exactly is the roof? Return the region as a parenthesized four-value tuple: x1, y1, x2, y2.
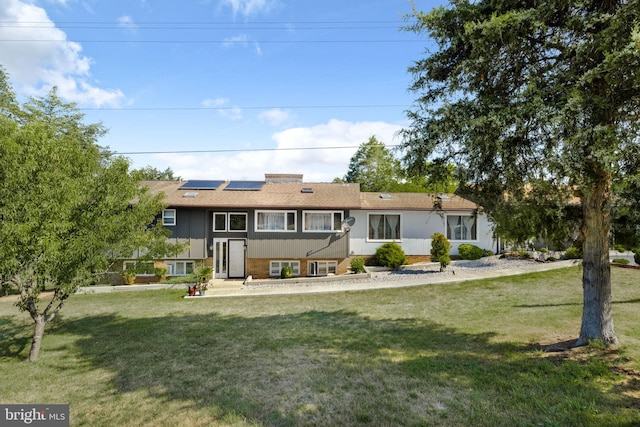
(142, 180, 362, 209)
(360, 192, 477, 211)
(143, 179, 480, 212)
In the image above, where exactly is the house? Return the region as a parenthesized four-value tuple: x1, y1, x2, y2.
(122, 174, 495, 283)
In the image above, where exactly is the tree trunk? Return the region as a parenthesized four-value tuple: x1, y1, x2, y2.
(28, 315, 47, 362)
(577, 180, 618, 346)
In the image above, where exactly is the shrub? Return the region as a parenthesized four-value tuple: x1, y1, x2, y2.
(350, 258, 366, 274)
(612, 258, 630, 265)
(280, 265, 293, 279)
(565, 246, 582, 259)
(430, 233, 451, 271)
(375, 242, 407, 269)
(614, 244, 626, 253)
(458, 244, 484, 260)
(633, 249, 640, 265)
(482, 249, 495, 257)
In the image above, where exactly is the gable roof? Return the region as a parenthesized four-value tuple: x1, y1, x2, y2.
(142, 180, 362, 209)
(143, 179, 480, 212)
(360, 192, 477, 211)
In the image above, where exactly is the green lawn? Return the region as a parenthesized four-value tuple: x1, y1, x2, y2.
(1, 266, 639, 426)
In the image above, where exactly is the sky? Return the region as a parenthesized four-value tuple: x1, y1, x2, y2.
(1, 0, 442, 182)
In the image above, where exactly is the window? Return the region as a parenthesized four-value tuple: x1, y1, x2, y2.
(162, 209, 176, 226)
(303, 211, 343, 232)
(270, 261, 300, 276)
(229, 213, 247, 231)
(368, 214, 401, 241)
(165, 261, 195, 276)
(256, 211, 296, 232)
(446, 215, 477, 241)
(214, 213, 226, 231)
(308, 261, 337, 276)
(214, 212, 247, 232)
(123, 261, 155, 276)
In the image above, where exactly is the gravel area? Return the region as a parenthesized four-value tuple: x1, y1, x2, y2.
(370, 257, 543, 282)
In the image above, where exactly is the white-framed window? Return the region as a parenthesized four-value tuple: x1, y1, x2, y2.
(214, 213, 226, 231)
(446, 215, 477, 241)
(303, 211, 343, 232)
(368, 213, 401, 241)
(308, 261, 337, 276)
(214, 212, 248, 232)
(165, 261, 195, 276)
(123, 261, 155, 276)
(162, 209, 176, 226)
(256, 210, 296, 232)
(229, 213, 247, 231)
(270, 261, 300, 276)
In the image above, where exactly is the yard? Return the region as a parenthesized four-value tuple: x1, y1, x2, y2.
(1, 266, 639, 426)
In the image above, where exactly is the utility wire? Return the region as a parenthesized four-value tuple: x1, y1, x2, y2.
(115, 144, 401, 155)
(82, 104, 409, 111)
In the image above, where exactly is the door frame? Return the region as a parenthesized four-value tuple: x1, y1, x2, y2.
(213, 238, 246, 279)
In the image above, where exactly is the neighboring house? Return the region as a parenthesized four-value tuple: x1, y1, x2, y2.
(122, 174, 496, 282)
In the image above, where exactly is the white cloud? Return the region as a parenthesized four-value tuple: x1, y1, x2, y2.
(258, 108, 294, 127)
(219, 0, 277, 18)
(223, 34, 249, 47)
(201, 97, 243, 120)
(0, 0, 124, 107)
(223, 33, 262, 55)
(117, 15, 138, 32)
(145, 119, 405, 182)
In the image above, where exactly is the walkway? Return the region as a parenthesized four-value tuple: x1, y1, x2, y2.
(76, 259, 583, 298)
(195, 259, 582, 298)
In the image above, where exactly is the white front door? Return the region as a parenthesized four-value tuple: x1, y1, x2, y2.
(214, 238, 246, 279)
(228, 239, 246, 278)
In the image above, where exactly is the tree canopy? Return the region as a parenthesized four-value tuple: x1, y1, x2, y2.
(131, 166, 180, 181)
(344, 136, 403, 192)
(343, 136, 457, 192)
(0, 67, 182, 361)
(401, 0, 640, 346)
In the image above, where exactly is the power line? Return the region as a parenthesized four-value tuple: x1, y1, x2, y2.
(115, 144, 401, 155)
(81, 104, 410, 111)
(0, 39, 420, 44)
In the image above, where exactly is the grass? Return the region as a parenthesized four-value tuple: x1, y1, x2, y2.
(1, 266, 639, 426)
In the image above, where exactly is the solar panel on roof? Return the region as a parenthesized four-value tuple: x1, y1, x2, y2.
(179, 180, 224, 190)
(224, 181, 265, 191)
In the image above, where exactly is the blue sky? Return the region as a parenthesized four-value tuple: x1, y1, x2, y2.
(1, 0, 441, 182)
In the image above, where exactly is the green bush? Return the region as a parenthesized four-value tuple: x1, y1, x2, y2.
(634, 250, 640, 265)
(565, 246, 582, 259)
(350, 258, 366, 274)
(614, 244, 626, 253)
(458, 244, 484, 260)
(482, 249, 495, 257)
(612, 258, 630, 265)
(280, 265, 294, 279)
(430, 233, 451, 271)
(375, 242, 407, 269)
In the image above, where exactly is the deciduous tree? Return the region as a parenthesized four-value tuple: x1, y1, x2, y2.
(401, 1, 640, 346)
(0, 68, 182, 361)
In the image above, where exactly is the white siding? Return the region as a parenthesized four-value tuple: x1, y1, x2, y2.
(349, 210, 495, 257)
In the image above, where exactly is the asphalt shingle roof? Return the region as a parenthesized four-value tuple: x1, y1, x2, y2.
(143, 179, 479, 211)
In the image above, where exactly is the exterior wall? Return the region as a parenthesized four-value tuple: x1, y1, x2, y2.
(247, 257, 349, 279)
(165, 208, 209, 259)
(349, 210, 496, 257)
(244, 210, 350, 278)
(246, 210, 349, 259)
